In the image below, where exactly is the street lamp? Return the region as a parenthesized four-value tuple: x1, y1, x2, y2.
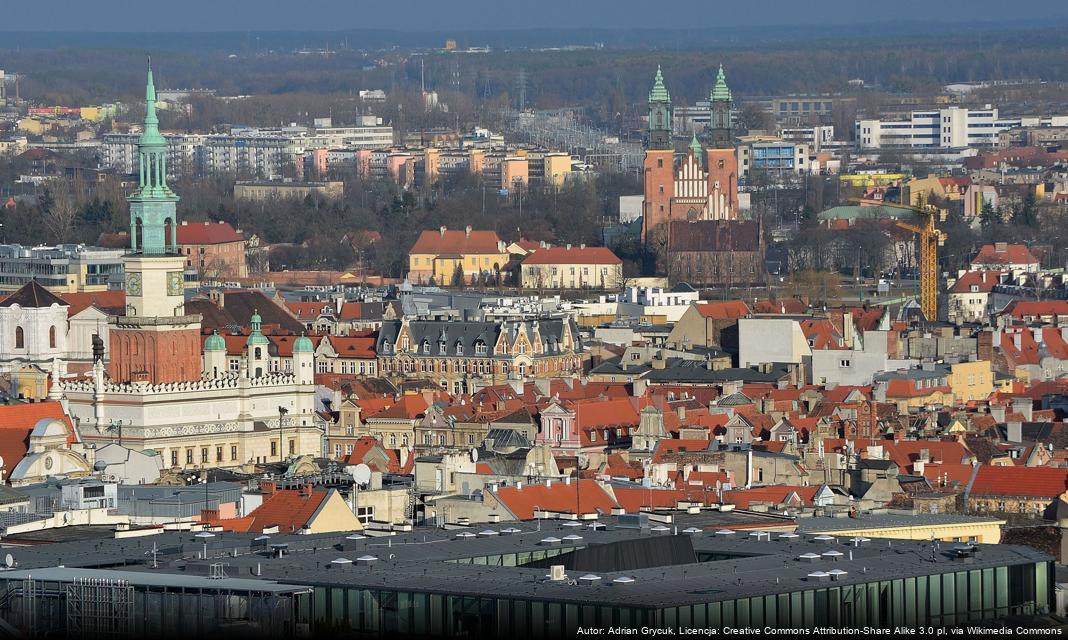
(278, 406, 289, 462)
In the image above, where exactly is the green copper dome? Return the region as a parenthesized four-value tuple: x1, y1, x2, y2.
(293, 333, 314, 354)
(247, 311, 270, 347)
(688, 132, 703, 156)
(710, 64, 732, 103)
(204, 331, 226, 352)
(648, 65, 671, 104)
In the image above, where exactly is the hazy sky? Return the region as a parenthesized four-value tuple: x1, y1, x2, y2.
(6, 0, 1068, 31)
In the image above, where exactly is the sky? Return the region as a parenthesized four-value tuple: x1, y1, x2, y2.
(6, 0, 1068, 32)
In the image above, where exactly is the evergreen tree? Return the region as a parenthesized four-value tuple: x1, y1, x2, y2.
(1012, 191, 1038, 228)
(979, 200, 1000, 230)
(450, 263, 464, 288)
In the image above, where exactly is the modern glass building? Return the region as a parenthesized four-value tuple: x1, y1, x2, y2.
(0, 518, 1053, 638)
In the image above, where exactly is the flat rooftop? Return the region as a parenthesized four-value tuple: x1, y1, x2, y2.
(0, 515, 1048, 609)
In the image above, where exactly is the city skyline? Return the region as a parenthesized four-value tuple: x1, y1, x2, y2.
(9, 0, 1068, 32)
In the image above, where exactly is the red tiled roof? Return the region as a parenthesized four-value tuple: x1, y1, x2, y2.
(238, 488, 330, 533)
(800, 319, 846, 350)
(652, 439, 712, 463)
(949, 271, 1004, 294)
(410, 228, 503, 255)
(1002, 300, 1068, 320)
(971, 243, 1038, 267)
(521, 245, 621, 266)
(176, 221, 244, 245)
(366, 394, 429, 420)
(884, 378, 951, 399)
(611, 486, 714, 512)
(722, 485, 820, 509)
(327, 336, 377, 359)
(493, 479, 617, 519)
(285, 301, 330, 320)
(969, 465, 1068, 498)
(59, 290, 126, 316)
(0, 401, 76, 477)
(694, 301, 750, 320)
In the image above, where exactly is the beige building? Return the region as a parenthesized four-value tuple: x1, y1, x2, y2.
(234, 180, 344, 201)
(521, 245, 623, 289)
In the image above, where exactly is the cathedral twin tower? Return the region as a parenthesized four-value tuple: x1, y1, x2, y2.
(642, 65, 739, 241)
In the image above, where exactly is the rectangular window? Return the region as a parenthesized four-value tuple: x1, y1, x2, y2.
(270, 441, 277, 457)
(201, 448, 209, 463)
(171, 451, 178, 466)
(231, 446, 238, 461)
(216, 446, 223, 462)
(186, 449, 193, 465)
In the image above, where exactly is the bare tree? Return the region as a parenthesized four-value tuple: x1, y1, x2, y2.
(44, 181, 80, 244)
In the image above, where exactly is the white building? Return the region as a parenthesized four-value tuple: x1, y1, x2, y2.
(856, 107, 1068, 150)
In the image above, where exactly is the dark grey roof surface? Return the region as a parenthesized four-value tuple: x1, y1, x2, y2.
(0, 515, 1048, 609)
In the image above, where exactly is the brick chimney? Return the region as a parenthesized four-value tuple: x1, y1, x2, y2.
(261, 480, 278, 495)
(299, 483, 314, 498)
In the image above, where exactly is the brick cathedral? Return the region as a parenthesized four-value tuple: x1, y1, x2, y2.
(642, 64, 739, 242)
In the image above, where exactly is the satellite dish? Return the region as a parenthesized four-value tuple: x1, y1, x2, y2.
(470, 448, 479, 463)
(3, 554, 13, 569)
(352, 464, 372, 486)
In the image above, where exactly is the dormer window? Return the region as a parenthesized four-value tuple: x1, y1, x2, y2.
(422, 340, 431, 354)
(474, 340, 487, 355)
(382, 340, 392, 354)
(439, 341, 447, 355)
(401, 336, 410, 351)
(456, 342, 464, 356)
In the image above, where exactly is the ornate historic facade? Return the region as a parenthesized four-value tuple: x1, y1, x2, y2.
(642, 65, 740, 242)
(58, 63, 323, 471)
(376, 317, 584, 395)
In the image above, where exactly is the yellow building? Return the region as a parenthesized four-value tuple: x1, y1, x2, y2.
(542, 152, 572, 188)
(838, 173, 906, 188)
(501, 156, 529, 189)
(407, 226, 509, 285)
(949, 359, 994, 403)
(17, 118, 46, 135)
(902, 175, 966, 206)
(806, 515, 1004, 544)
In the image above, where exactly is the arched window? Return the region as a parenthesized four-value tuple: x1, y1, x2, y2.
(48, 326, 56, 349)
(15, 326, 24, 349)
(255, 347, 262, 359)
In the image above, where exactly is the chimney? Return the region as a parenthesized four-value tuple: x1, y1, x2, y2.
(300, 483, 314, 498)
(566, 243, 572, 251)
(1007, 421, 1023, 444)
(261, 480, 278, 495)
(990, 403, 1006, 423)
(439, 226, 447, 237)
(465, 225, 472, 238)
(677, 406, 687, 422)
(1012, 397, 1033, 422)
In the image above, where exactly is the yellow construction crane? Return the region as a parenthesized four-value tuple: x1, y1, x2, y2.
(848, 199, 947, 321)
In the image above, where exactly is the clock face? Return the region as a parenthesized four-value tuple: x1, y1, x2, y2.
(167, 271, 184, 296)
(125, 272, 142, 296)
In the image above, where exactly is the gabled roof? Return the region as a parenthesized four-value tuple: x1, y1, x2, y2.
(175, 221, 244, 245)
(234, 488, 331, 533)
(949, 271, 1004, 295)
(971, 243, 1038, 267)
(0, 281, 68, 309)
(0, 401, 76, 476)
(969, 465, 1068, 499)
(800, 319, 845, 350)
(492, 479, 617, 519)
(722, 485, 822, 509)
(694, 300, 750, 320)
(521, 246, 621, 266)
(410, 228, 503, 255)
(187, 290, 306, 335)
(60, 290, 126, 316)
(366, 394, 430, 421)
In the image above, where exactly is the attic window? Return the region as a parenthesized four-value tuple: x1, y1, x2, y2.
(422, 340, 431, 354)
(456, 342, 464, 356)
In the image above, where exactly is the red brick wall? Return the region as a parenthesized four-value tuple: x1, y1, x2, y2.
(643, 150, 674, 240)
(108, 327, 202, 384)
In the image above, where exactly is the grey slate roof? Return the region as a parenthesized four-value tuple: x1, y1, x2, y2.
(378, 318, 581, 357)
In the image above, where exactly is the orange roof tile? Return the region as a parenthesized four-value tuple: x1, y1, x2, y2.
(0, 401, 76, 477)
(493, 479, 616, 519)
(410, 228, 503, 255)
(694, 300, 750, 320)
(970, 465, 1068, 498)
(521, 245, 621, 265)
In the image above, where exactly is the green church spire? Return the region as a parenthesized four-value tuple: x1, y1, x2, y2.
(128, 57, 179, 255)
(688, 132, 703, 156)
(711, 64, 732, 103)
(649, 65, 671, 104)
